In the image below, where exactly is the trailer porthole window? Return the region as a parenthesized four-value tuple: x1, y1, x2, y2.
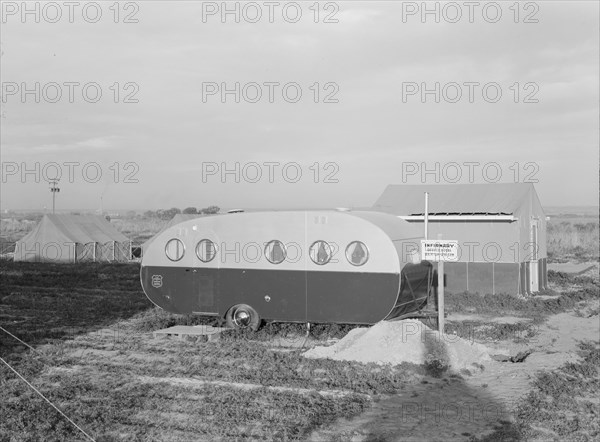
(309, 240, 332, 265)
(265, 240, 286, 264)
(196, 239, 216, 263)
(346, 241, 369, 266)
(165, 239, 185, 261)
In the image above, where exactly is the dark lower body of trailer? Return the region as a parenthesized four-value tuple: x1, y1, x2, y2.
(141, 261, 433, 325)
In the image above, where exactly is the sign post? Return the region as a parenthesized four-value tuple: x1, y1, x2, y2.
(424, 192, 429, 240)
(421, 238, 458, 334)
(437, 235, 445, 334)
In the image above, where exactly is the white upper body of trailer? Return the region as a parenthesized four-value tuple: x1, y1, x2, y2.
(141, 210, 424, 274)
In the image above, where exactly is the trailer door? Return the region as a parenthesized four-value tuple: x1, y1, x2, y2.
(192, 237, 219, 315)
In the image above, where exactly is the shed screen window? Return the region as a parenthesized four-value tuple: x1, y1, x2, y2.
(265, 240, 286, 264)
(309, 240, 332, 265)
(165, 239, 185, 261)
(346, 241, 368, 266)
(196, 239, 216, 263)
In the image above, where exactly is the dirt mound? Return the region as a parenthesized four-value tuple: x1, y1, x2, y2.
(303, 320, 492, 370)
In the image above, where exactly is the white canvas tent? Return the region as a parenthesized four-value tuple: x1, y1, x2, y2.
(14, 214, 132, 262)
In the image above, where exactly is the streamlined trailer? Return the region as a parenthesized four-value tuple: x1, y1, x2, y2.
(140, 210, 433, 330)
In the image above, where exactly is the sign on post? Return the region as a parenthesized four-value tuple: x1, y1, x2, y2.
(421, 240, 459, 262)
(421, 239, 458, 335)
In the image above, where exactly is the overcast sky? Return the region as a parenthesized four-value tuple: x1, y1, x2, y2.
(1, 1, 598, 211)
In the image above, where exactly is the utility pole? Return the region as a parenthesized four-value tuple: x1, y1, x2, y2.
(49, 179, 60, 213)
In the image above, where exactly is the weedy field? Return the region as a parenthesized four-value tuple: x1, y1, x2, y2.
(515, 341, 600, 441)
(0, 262, 148, 354)
(0, 261, 426, 441)
(547, 220, 599, 263)
(1, 258, 598, 440)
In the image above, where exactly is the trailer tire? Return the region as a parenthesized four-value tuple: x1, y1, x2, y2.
(226, 304, 261, 331)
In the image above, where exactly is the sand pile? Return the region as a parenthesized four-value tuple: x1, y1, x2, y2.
(304, 319, 492, 370)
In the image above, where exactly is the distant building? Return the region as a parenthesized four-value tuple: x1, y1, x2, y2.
(372, 183, 547, 295)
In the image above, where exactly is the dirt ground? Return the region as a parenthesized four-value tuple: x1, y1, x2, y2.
(2, 261, 598, 441)
(306, 309, 599, 441)
(306, 268, 600, 442)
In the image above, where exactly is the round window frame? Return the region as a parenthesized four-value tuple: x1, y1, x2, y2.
(196, 239, 217, 263)
(264, 240, 287, 265)
(165, 238, 185, 262)
(345, 241, 369, 266)
(309, 240, 333, 266)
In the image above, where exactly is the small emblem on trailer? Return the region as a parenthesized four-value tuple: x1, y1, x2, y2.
(151, 274, 163, 288)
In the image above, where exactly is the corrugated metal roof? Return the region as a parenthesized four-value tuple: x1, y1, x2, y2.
(372, 183, 536, 216)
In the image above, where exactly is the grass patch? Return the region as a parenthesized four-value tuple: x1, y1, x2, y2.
(446, 271, 599, 319)
(0, 318, 420, 441)
(0, 261, 150, 357)
(445, 320, 541, 343)
(470, 341, 600, 442)
(547, 221, 599, 263)
(514, 341, 600, 441)
(0, 366, 370, 441)
(0, 260, 424, 440)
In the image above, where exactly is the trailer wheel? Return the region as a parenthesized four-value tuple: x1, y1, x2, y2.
(226, 304, 261, 331)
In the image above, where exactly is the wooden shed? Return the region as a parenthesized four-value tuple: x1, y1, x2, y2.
(372, 183, 547, 295)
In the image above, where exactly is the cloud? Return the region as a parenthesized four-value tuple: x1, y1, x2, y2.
(1, 1, 598, 209)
